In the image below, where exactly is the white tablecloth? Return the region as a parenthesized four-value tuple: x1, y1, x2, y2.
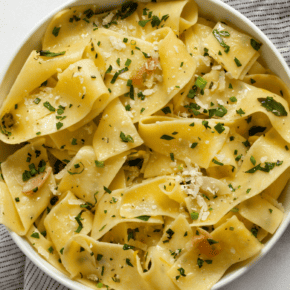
(0, 0, 290, 289)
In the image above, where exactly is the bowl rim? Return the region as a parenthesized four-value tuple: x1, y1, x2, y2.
(2, 0, 290, 289)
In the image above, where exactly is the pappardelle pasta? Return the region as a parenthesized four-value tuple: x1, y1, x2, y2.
(0, 1, 289, 289)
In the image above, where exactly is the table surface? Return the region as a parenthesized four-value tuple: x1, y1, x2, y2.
(0, 0, 290, 290)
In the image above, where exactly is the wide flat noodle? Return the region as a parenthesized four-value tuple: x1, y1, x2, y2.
(26, 225, 69, 274)
(140, 216, 194, 290)
(118, 28, 196, 123)
(204, 22, 260, 79)
(120, 176, 184, 219)
(243, 74, 290, 105)
(44, 191, 94, 253)
(50, 121, 96, 153)
(91, 189, 163, 241)
(188, 129, 290, 226)
(263, 167, 290, 200)
(92, 28, 156, 77)
(93, 98, 144, 161)
(144, 151, 184, 178)
(207, 129, 247, 178)
(58, 146, 126, 204)
(0, 181, 25, 235)
(214, 211, 268, 242)
(167, 215, 263, 290)
(238, 195, 284, 234)
(0, 45, 84, 122)
(184, 176, 235, 225)
(43, 4, 143, 51)
(182, 24, 213, 75)
(1, 139, 54, 235)
(140, 215, 193, 290)
(157, 215, 194, 264)
(189, 75, 290, 143)
(137, 0, 198, 36)
(109, 168, 126, 191)
(62, 234, 151, 290)
(221, 82, 290, 143)
(101, 221, 163, 252)
(142, 247, 180, 290)
(247, 61, 267, 75)
(0, 59, 109, 144)
(138, 116, 229, 168)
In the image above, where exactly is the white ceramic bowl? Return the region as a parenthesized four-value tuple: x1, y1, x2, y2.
(1, 0, 290, 289)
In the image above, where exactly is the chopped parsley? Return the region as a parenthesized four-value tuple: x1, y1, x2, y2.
(75, 210, 85, 233)
(236, 108, 245, 116)
(103, 186, 111, 194)
(111, 67, 129, 84)
(214, 123, 225, 134)
(190, 212, 199, 220)
(52, 26, 61, 37)
(177, 267, 186, 276)
(212, 29, 230, 53)
(125, 104, 131, 111)
(126, 258, 134, 267)
(160, 135, 175, 140)
(34, 98, 41, 104)
(138, 19, 150, 27)
(231, 207, 239, 212)
(48, 246, 54, 253)
(209, 104, 228, 118)
(125, 58, 132, 67)
(258, 96, 287, 116)
(202, 120, 211, 129)
(31, 232, 40, 239)
(37, 50, 65, 57)
(56, 122, 63, 130)
(136, 215, 150, 221)
(123, 244, 135, 250)
(234, 57, 242, 67)
(245, 161, 282, 173)
(195, 76, 207, 89)
(120, 131, 134, 143)
(67, 162, 85, 175)
(43, 102, 55, 112)
(105, 65, 113, 75)
(250, 39, 262, 51)
(250, 156, 256, 166)
(212, 159, 224, 166)
(95, 160, 105, 168)
(197, 258, 204, 268)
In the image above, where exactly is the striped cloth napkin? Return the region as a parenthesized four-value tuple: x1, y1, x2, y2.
(0, 0, 289, 289)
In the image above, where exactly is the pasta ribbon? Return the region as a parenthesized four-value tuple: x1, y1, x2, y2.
(204, 22, 260, 79)
(58, 146, 126, 204)
(167, 215, 263, 290)
(138, 116, 229, 169)
(44, 191, 94, 253)
(0, 139, 54, 235)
